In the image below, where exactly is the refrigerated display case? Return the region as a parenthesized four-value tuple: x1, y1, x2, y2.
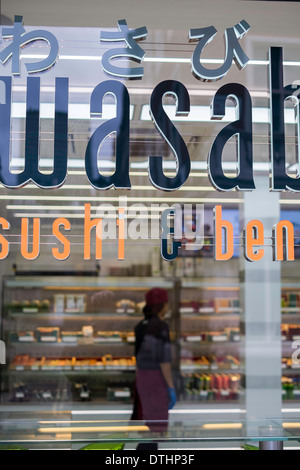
(178, 277, 243, 404)
(0, 272, 244, 407)
(0, 275, 175, 404)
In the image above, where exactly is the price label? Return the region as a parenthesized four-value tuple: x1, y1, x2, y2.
(40, 336, 57, 342)
(115, 391, 131, 398)
(15, 392, 25, 398)
(19, 337, 34, 342)
(199, 308, 214, 314)
(186, 336, 202, 342)
(212, 335, 227, 342)
(62, 337, 78, 343)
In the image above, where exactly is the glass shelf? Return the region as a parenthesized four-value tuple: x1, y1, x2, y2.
(8, 312, 143, 319)
(0, 414, 298, 449)
(9, 341, 134, 346)
(9, 368, 136, 374)
(4, 276, 174, 289)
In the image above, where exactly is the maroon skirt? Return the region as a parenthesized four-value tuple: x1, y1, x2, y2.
(134, 368, 169, 432)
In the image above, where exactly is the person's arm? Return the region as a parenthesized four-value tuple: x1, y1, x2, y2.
(159, 362, 174, 388)
(160, 362, 176, 409)
(158, 322, 176, 408)
(158, 323, 174, 388)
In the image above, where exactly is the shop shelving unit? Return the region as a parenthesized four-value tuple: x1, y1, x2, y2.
(0, 275, 175, 403)
(178, 277, 243, 404)
(0, 273, 244, 405)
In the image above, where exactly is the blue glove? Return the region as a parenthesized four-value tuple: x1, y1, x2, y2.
(168, 387, 176, 410)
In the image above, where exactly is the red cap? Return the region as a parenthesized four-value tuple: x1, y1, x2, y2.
(145, 288, 169, 306)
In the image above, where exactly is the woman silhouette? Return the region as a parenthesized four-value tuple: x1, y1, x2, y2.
(132, 287, 176, 444)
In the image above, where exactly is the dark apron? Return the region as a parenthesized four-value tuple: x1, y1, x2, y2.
(133, 368, 169, 432)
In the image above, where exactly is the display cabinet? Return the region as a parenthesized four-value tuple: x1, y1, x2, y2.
(0, 275, 175, 404)
(0, 273, 244, 406)
(178, 277, 243, 404)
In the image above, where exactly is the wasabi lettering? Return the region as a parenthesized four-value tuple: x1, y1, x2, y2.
(0, 15, 59, 75)
(189, 20, 250, 82)
(100, 19, 147, 78)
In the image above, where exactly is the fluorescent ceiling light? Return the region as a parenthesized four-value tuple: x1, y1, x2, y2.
(9, 158, 117, 170)
(12, 85, 268, 98)
(140, 105, 296, 124)
(130, 161, 270, 171)
(13, 213, 162, 219)
(20, 54, 300, 67)
(0, 194, 243, 203)
(130, 161, 208, 170)
(202, 423, 243, 430)
(6, 205, 169, 212)
(282, 408, 300, 413)
(21, 54, 102, 62)
(2, 183, 215, 192)
(38, 421, 130, 424)
(66, 170, 208, 177)
(11, 103, 134, 120)
(283, 423, 300, 429)
(5, 194, 300, 207)
(38, 425, 149, 433)
(9, 159, 264, 172)
(280, 200, 300, 205)
(71, 410, 132, 415)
